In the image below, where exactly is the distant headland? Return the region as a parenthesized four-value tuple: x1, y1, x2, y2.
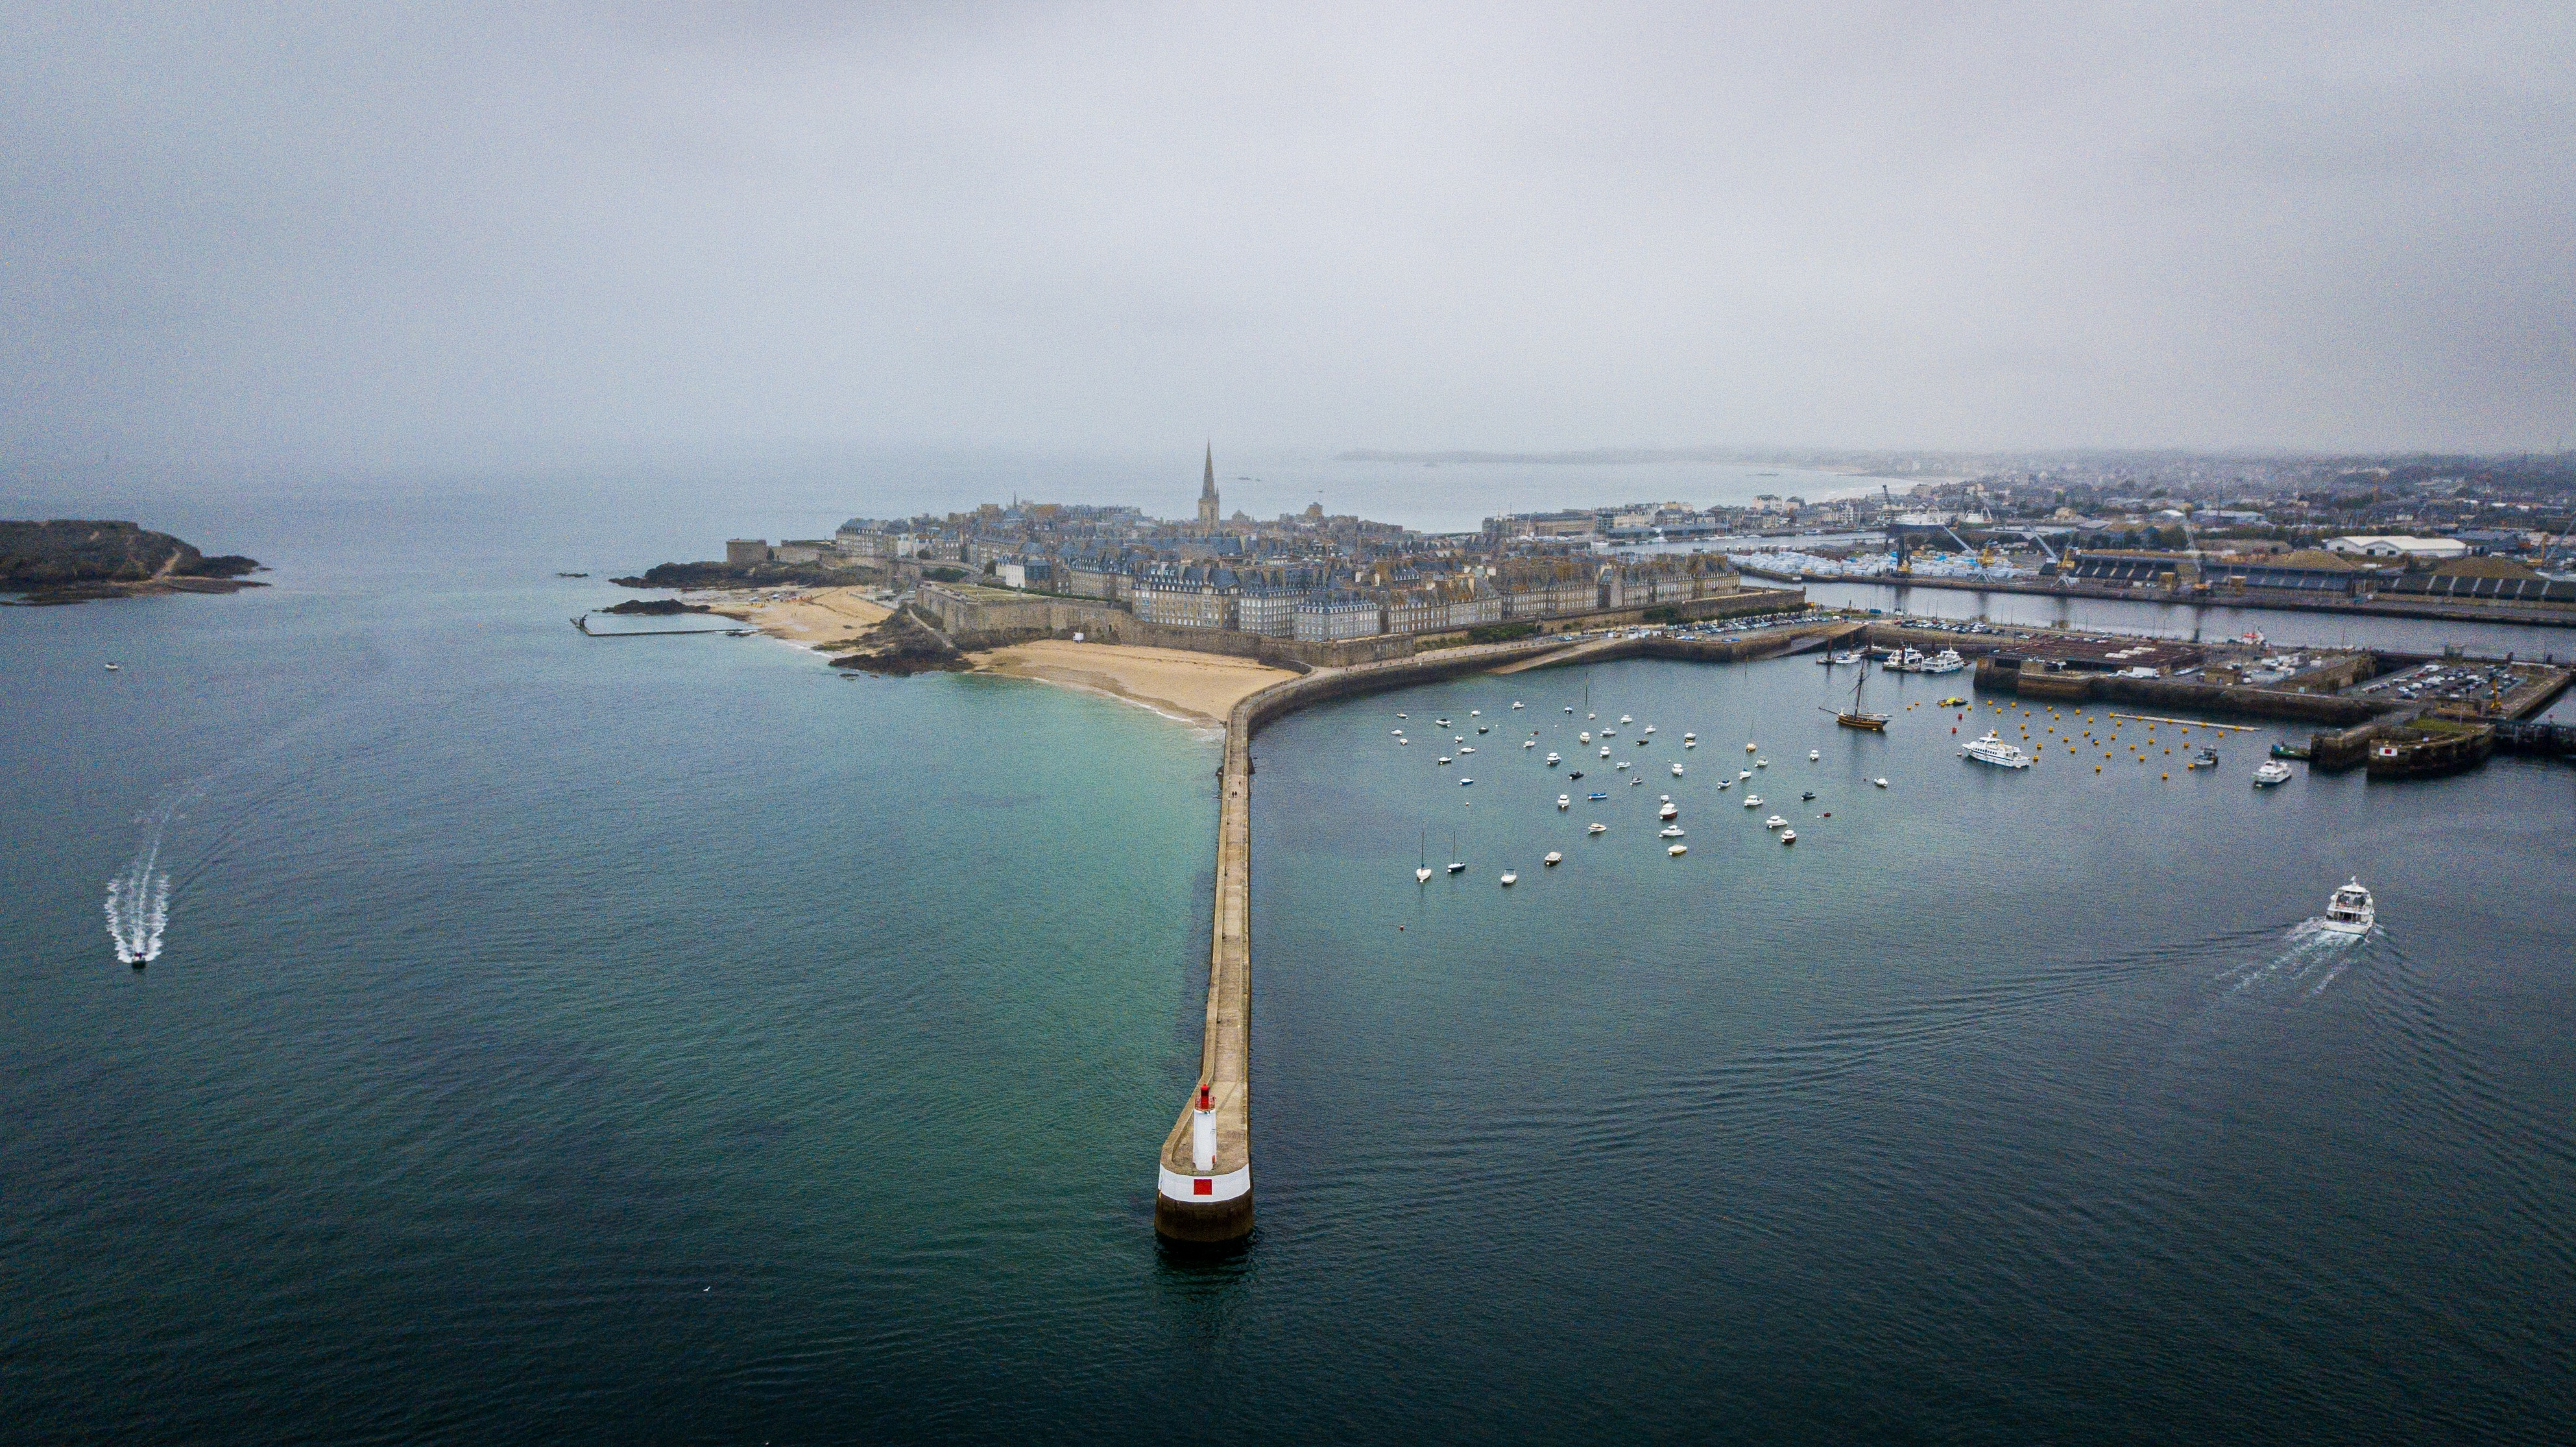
(1, 520, 264, 605)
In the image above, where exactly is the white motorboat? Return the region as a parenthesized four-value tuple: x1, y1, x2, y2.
(1764, 815, 1788, 829)
(1960, 731, 2033, 769)
(1614, 760, 1630, 772)
(1558, 794, 1571, 810)
(1682, 732, 1696, 743)
(1391, 729, 1404, 735)
(2319, 879, 2374, 935)
(1399, 738, 1410, 746)
(1670, 762, 1685, 776)
(1920, 648, 1966, 674)
(1827, 650, 1864, 665)
(1500, 871, 1517, 886)
(1458, 746, 1476, 755)
(1587, 822, 1607, 834)
(1513, 701, 1525, 710)
(1438, 756, 1452, 765)
(1872, 777, 1888, 788)
(1746, 741, 1757, 753)
(1578, 731, 1591, 743)
(1807, 749, 1820, 761)
(1716, 778, 1733, 790)
(1738, 768, 1752, 780)
(2253, 760, 2294, 786)
(1658, 802, 1679, 820)
(1523, 740, 1535, 749)
(1779, 829, 1796, 845)
(1599, 747, 1611, 759)
(1436, 718, 1450, 727)
(1884, 647, 1926, 672)
(1659, 825, 1685, 838)
(1667, 844, 1688, 857)
(1543, 851, 1561, 866)
(1620, 714, 1633, 725)
(1642, 725, 1655, 735)
(1754, 758, 1768, 768)
(1459, 777, 1474, 786)
(1684, 738, 1697, 749)
(1470, 710, 1481, 717)
(1743, 794, 1762, 808)
(1545, 751, 1562, 765)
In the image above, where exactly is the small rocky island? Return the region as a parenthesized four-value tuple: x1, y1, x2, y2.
(1, 520, 263, 605)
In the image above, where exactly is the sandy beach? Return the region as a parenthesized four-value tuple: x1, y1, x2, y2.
(703, 586, 893, 646)
(973, 640, 1294, 726)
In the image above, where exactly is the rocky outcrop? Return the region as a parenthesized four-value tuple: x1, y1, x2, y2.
(825, 609, 969, 675)
(611, 559, 855, 589)
(600, 598, 710, 616)
(1, 520, 263, 603)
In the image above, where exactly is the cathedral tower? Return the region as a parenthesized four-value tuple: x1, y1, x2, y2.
(1198, 443, 1220, 531)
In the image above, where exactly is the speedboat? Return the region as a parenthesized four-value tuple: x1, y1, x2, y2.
(1743, 794, 1762, 808)
(1682, 732, 1696, 744)
(1659, 825, 1685, 838)
(1764, 815, 1787, 829)
(1523, 740, 1535, 749)
(2187, 746, 2220, 770)
(1543, 851, 1561, 866)
(1936, 696, 1967, 708)
(1872, 777, 1889, 788)
(1716, 778, 1733, 790)
(1630, 777, 1643, 786)
(1399, 738, 1410, 746)
(1737, 769, 1752, 781)
(1512, 701, 1524, 710)
(1557, 794, 1571, 810)
(1754, 758, 1768, 768)
(1459, 777, 1474, 786)
(1960, 731, 2033, 769)
(1620, 714, 1633, 725)
(2319, 879, 2374, 935)
(2253, 760, 2293, 787)
(1438, 756, 1452, 765)
(1458, 746, 1475, 755)
(1800, 790, 1816, 801)
(1470, 710, 1481, 717)
(1435, 718, 1450, 727)
(1642, 725, 1655, 735)
(1670, 762, 1685, 777)
(1500, 871, 1517, 886)
(1807, 749, 1820, 761)
(1568, 770, 1584, 781)
(1546, 751, 1561, 765)
(1476, 725, 1490, 735)
(1658, 802, 1679, 820)
(104, 662, 121, 672)
(1779, 829, 1796, 845)
(1599, 747, 1611, 759)
(1667, 844, 1688, 857)
(1578, 731, 1591, 744)
(1587, 792, 1608, 800)
(1587, 822, 1607, 834)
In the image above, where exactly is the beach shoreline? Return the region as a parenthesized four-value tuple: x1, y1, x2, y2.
(696, 585, 894, 646)
(971, 639, 1294, 727)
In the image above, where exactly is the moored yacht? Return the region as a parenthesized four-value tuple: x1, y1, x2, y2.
(1920, 648, 1966, 674)
(1960, 730, 2034, 769)
(1658, 801, 1679, 820)
(2253, 760, 2293, 786)
(1558, 794, 1572, 810)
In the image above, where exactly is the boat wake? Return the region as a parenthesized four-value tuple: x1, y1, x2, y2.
(2217, 918, 2366, 997)
(103, 780, 214, 966)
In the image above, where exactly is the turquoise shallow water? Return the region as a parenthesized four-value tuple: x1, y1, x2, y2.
(5, 483, 2575, 1441)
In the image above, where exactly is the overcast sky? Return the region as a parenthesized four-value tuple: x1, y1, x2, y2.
(5, 2, 2571, 470)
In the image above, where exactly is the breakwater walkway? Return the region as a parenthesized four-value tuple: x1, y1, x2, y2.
(1153, 620, 1836, 1241)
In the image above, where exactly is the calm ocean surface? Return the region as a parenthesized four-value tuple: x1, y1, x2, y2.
(5, 472, 2573, 1442)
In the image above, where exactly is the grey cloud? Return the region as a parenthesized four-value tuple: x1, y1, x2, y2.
(3, 1, 2570, 473)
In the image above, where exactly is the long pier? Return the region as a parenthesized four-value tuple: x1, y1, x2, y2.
(1154, 627, 1770, 1241)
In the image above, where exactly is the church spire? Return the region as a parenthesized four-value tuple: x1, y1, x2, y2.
(1198, 441, 1220, 530)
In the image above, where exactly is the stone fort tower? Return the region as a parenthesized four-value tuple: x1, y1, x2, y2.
(1198, 443, 1220, 531)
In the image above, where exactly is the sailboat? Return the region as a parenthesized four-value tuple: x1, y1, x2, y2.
(1446, 831, 1465, 874)
(1415, 829, 1434, 884)
(1823, 665, 1890, 731)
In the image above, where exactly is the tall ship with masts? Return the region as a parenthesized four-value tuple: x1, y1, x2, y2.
(1824, 666, 1890, 731)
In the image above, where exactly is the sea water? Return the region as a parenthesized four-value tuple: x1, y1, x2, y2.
(5, 476, 2573, 1441)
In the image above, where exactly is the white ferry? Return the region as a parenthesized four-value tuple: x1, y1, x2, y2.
(1960, 731, 2032, 769)
(2253, 760, 2293, 787)
(2319, 879, 2375, 936)
(1920, 648, 1966, 675)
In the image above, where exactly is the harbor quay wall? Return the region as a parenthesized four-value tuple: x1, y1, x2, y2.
(1970, 656, 2389, 725)
(1775, 569, 2576, 629)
